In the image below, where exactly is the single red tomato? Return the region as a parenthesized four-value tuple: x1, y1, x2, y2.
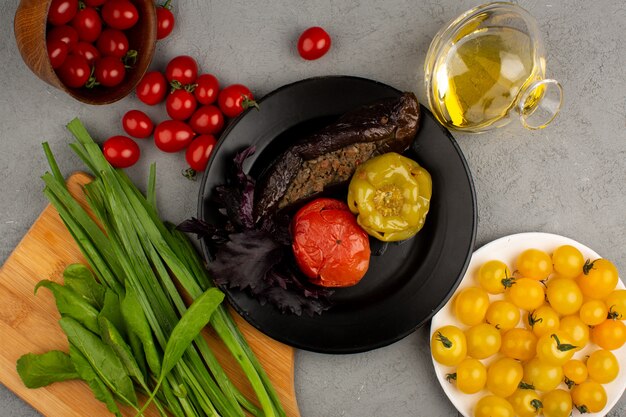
(185, 135, 217, 172)
(101, 0, 139, 30)
(156, 6, 175, 40)
(188, 105, 224, 135)
(103, 135, 140, 168)
(94, 56, 126, 87)
(153, 120, 195, 152)
(47, 0, 78, 26)
(136, 71, 167, 105)
(218, 84, 257, 118)
(166, 89, 197, 120)
(194, 74, 219, 105)
(291, 198, 370, 287)
(56, 54, 90, 88)
(96, 29, 129, 58)
(47, 38, 69, 69)
(83, 0, 106, 6)
(297, 26, 331, 60)
(71, 7, 102, 43)
(72, 41, 100, 65)
(122, 110, 154, 138)
(165, 55, 198, 85)
(47, 25, 79, 50)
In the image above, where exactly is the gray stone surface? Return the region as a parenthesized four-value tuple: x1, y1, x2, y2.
(1, 0, 624, 416)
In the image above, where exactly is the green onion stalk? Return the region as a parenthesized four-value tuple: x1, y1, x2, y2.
(41, 118, 286, 417)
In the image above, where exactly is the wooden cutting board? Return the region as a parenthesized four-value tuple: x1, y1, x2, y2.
(0, 173, 300, 417)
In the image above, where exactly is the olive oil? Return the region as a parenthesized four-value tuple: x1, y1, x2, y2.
(431, 27, 540, 130)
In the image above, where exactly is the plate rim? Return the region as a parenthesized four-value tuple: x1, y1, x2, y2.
(197, 75, 477, 353)
(429, 231, 626, 417)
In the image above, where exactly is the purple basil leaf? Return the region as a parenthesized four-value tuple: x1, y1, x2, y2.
(260, 286, 332, 316)
(176, 217, 230, 245)
(208, 231, 283, 291)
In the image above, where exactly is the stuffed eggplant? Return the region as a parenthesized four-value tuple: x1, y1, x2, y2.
(254, 92, 421, 221)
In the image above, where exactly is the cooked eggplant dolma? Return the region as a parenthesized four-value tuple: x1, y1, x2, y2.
(254, 92, 421, 221)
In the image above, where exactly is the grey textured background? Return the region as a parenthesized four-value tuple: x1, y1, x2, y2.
(1, 0, 625, 416)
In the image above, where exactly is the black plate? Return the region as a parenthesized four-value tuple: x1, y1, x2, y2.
(198, 76, 476, 354)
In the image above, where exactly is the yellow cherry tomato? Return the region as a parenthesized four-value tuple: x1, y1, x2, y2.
(523, 358, 563, 392)
(542, 389, 572, 417)
(559, 315, 589, 349)
(562, 359, 588, 386)
(507, 388, 542, 417)
(431, 325, 467, 366)
(507, 278, 545, 311)
(586, 349, 619, 383)
(454, 286, 490, 326)
(478, 260, 514, 294)
(466, 323, 502, 359)
(474, 395, 515, 417)
(536, 331, 577, 365)
(576, 258, 619, 300)
(571, 381, 607, 413)
(517, 248, 553, 280)
(448, 357, 487, 394)
(605, 289, 626, 320)
(525, 305, 560, 337)
(501, 328, 537, 361)
(551, 245, 585, 278)
(579, 299, 608, 326)
(546, 278, 583, 315)
(486, 300, 520, 330)
(486, 357, 524, 398)
(591, 318, 626, 350)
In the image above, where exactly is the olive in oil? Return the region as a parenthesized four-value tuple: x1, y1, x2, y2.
(432, 27, 540, 130)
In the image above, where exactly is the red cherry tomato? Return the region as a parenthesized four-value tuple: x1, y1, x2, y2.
(165, 55, 198, 85)
(297, 27, 331, 60)
(136, 71, 167, 105)
(194, 74, 219, 105)
(47, 38, 69, 69)
(291, 198, 370, 287)
(71, 7, 102, 43)
(96, 29, 129, 58)
(56, 54, 90, 88)
(218, 84, 257, 118)
(71, 42, 100, 65)
(47, 25, 79, 50)
(122, 110, 154, 139)
(83, 0, 106, 6)
(156, 6, 175, 40)
(47, 0, 78, 26)
(101, 0, 139, 30)
(153, 120, 195, 153)
(94, 57, 126, 87)
(103, 135, 140, 168)
(185, 135, 216, 172)
(166, 89, 197, 121)
(189, 105, 224, 135)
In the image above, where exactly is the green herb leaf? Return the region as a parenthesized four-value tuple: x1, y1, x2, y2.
(35, 280, 100, 334)
(16, 351, 78, 388)
(160, 288, 224, 379)
(121, 286, 162, 376)
(99, 316, 148, 388)
(60, 317, 138, 407)
(63, 264, 105, 309)
(70, 344, 123, 417)
(99, 289, 126, 339)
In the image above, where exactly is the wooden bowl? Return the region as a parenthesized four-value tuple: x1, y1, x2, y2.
(14, 0, 157, 105)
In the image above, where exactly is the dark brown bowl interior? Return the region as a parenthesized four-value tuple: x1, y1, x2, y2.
(14, 0, 156, 105)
